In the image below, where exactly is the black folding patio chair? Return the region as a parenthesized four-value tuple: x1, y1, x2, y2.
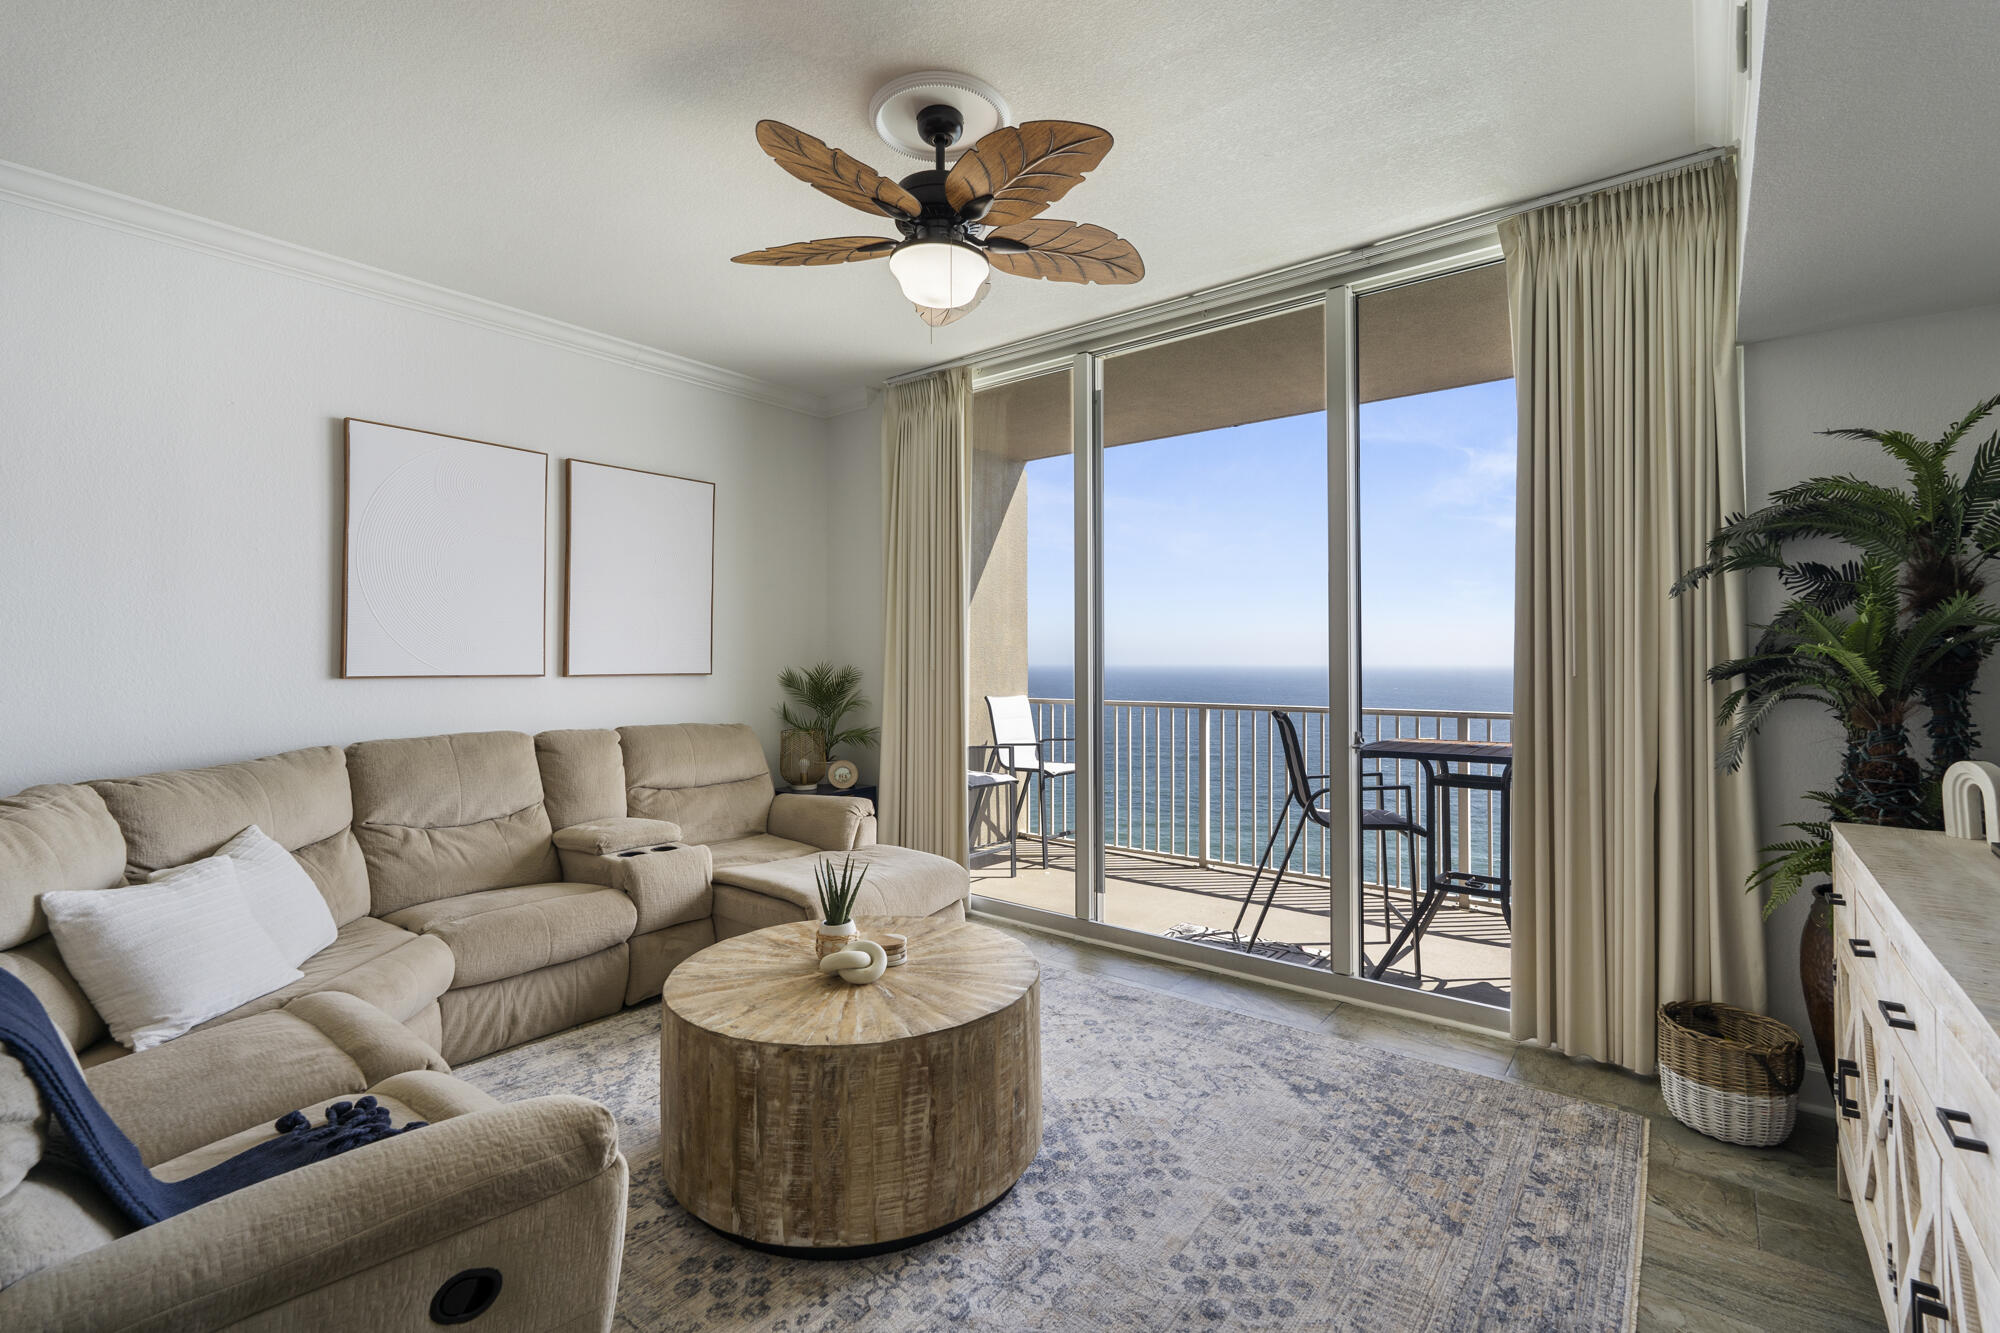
(1360, 768, 1425, 976)
(1229, 711, 1327, 951)
(1226, 710, 1428, 961)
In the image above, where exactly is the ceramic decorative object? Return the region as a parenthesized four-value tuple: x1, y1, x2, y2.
(818, 938, 888, 985)
(780, 728, 828, 791)
(877, 932, 908, 968)
(1943, 759, 2000, 843)
(814, 919, 859, 960)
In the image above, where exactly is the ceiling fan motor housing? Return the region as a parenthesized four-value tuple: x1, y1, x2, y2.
(915, 103, 964, 150)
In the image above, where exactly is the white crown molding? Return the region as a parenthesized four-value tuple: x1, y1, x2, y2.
(0, 158, 843, 418)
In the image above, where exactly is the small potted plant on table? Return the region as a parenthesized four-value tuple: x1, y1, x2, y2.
(814, 856, 869, 960)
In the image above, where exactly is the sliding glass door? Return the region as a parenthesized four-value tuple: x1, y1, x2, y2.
(1352, 264, 1517, 1007)
(966, 366, 1078, 915)
(966, 242, 1514, 1021)
(1094, 308, 1333, 954)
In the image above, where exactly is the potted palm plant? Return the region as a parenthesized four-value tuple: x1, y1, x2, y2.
(1712, 558, 2000, 908)
(1692, 543, 2000, 1090)
(776, 662, 880, 791)
(1679, 393, 2000, 779)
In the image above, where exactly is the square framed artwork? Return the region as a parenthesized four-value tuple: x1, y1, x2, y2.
(342, 419, 547, 678)
(563, 458, 715, 676)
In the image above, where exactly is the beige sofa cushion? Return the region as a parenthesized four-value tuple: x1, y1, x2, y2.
(0, 1053, 43, 1200)
(619, 723, 774, 844)
(708, 833, 820, 869)
(0, 1166, 129, 1292)
(154, 1070, 501, 1182)
(385, 884, 636, 990)
(0, 938, 104, 1053)
(534, 729, 627, 830)
(89, 747, 370, 927)
(436, 946, 626, 1065)
(709, 844, 970, 919)
(0, 784, 127, 951)
(86, 995, 447, 1168)
(186, 916, 455, 1033)
(347, 732, 561, 915)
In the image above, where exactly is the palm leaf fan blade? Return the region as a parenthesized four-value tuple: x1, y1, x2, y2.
(945, 121, 1113, 227)
(754, 120, 921, 219)
(732, 237, 898, 266)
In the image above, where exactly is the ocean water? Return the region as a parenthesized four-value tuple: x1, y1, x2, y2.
(1004, 665, 1512, 881)
(1025, 664, 1513, 713)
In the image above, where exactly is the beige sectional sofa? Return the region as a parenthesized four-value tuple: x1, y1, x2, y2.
(0, 720, 968, 1330)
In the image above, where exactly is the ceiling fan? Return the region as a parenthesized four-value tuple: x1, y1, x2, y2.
(731, 102, 1143, 324)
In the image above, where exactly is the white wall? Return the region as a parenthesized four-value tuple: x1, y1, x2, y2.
(1741, 298, 2000, 1054)
(822, 394, 887, 780)
(0, 198, 839, 792)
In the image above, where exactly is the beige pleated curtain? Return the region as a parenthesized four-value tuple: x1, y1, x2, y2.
(1501, 159, 1764, 1074)
(878, 368, 971, 863)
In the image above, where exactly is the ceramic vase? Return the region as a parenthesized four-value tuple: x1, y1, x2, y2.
(1801, 883, 1837, 1097)
(815, 918, 858, 960)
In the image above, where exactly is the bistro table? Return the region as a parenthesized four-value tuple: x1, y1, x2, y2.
(1354, 736, 1514, 982)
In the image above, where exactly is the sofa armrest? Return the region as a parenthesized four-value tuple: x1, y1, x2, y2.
(558, 842, 713, 935)
(1, 1095, 627, 1332)
(768, 793, 874, 852)
(85, 997, 446, 1167)
(552, 816, 682, 856)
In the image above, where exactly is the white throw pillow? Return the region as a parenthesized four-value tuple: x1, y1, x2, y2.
(41, 856, 302, 1052)
(154, 824, 337, 969)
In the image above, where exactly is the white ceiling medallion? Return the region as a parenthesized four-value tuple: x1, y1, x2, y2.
(869, 71, 1012, 163)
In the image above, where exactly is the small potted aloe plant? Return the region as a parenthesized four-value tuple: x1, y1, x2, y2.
(814, 856, 869, 959)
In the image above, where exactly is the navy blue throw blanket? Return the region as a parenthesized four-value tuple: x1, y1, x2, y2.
(0, 970, 425, 1226)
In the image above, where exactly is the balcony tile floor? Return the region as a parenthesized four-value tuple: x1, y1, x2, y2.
(973, 845, 1511, 1005)
(979, 916, 1882, 1332)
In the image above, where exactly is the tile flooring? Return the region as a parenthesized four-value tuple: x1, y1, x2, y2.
(980, 916, 1884, 1332)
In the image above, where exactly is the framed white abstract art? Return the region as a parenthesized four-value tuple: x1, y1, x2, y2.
(342, 419, 547, 678)
(564, 459, 715, 676)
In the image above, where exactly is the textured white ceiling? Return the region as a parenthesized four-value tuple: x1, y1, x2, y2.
(0, 1, 1709, 404)
(1739, 3, 2000, 343)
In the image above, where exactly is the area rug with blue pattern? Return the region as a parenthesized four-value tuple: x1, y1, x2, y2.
(461, 962, 1645, 1331)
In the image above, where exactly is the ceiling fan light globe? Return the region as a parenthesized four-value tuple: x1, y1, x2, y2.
(888, 239, 989, 310)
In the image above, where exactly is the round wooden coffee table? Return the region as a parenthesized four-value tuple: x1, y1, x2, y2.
(659, 915, 1041, 1257)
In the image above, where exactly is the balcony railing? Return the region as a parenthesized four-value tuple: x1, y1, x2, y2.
(1009, 698, 1511, 903)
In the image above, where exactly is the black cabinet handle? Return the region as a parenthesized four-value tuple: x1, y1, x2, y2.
(1910, 1279, 1948, 1326)
(1828, 892, 1847, 905)
(1938, 1107, 1991, 1153)
(1835, 1059, 1862, 1119)
(1878, 999, 1917, 1031)
(1849, 938, 1876, 958)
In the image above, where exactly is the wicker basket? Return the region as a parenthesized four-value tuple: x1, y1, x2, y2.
(1657, 1001, 1804, 1147)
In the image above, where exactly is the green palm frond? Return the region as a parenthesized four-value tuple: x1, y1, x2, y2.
(1936, 391, 2000, 451)
(1748, 832, 1832, 917)
(776, 662, 881, 755)
(1780, 560, 1863, 610)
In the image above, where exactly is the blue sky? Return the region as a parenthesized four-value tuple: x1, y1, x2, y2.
(1024, 378, 1517, 668)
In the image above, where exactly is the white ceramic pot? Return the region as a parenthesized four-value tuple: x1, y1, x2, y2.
(814, 919, 858, 959)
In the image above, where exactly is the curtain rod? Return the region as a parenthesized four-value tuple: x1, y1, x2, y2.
(882, 144, 1733, 388)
